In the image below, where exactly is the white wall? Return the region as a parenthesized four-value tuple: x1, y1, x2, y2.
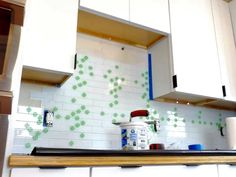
(230, 0, 236, 43)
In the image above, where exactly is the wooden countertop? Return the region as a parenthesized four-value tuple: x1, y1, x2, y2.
(9, 155, 236, 167)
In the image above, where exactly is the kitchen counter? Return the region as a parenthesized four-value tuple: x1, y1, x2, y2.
(8, 148, 236, 167)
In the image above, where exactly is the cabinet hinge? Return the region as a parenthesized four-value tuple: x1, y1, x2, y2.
(173, 75, 177, 88)
(74, 53, 77, 70)
(222, 85, 226, 97)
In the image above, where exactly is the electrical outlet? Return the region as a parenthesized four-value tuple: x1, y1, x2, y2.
(43, 110, 54, 127)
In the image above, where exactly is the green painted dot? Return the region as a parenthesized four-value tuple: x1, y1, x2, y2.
(76, 109, 81, 114)
(69, 141, 74, 147)
(33, 112, 38, 117)
(110, 78, 114, 83)
(174, 107, 178, 111)
(121, 78, 125, 82)
(89, 72, 94, 76)
(103, 74, 108, 79)
(81, 92, 87, 97)
(112, 119, 116, 123)
(198, 121, 202, 124)
(70, 126, 75, 131)
(174, 124, 177, 128)
(79, 70, 84, 75)
(107, 69, 112, 74)
(74, 116, 80, 120)
(141, 84, 145, 88)
(153, 110, 158, 115)
(146, 88, 149, 91)
(75, 123, 80, 128)
(43, 128, 49, 133)
(72, 85, 77, 90)
(174, 118, 178, 122)
(134, 80, 138, 84)
(219, 118, 222, 122)
(167, 118, 170, 121)
(219, 113, 222, 117)
(32, 136, 38, 141)
(118, 86, 122, 90)
(85, 110, 90, 114)
(35, 131, 41, 136)
(161, 117, 165, 121)
(141, 73, 145, 77)
(114, 82, 118, 86)
(145, 71, 148, 75)
(36, 120, 42, 125)
(113, 113, 118, 117)
(78, 64, 83, 68)
(80, 120, 86, 126)
(113, 88, 117, 92)
(65, 115, 71, 120)
(145, 77, 148, 80)
(26, 107, 32, 113)
(100, 111, 105, 116)
(198, 115, 201, 119)
(75, 76, 80, 80)
(25, 143, 31, 148)
(52, 107, 58, 112)
(78, 83, 83, 87)
(198, 110, 202, 114)
(114, 77, 119, 81)
(84, 56, 88, 60)
(71, 98, 76, 103)
(109, 103, 113, 108)
(55, 114, 61, 119)
(210, 122, 213, 126)
(203, 121, 207, 125)
(27, 127, 33, 133)
(109, 90, 113, 95)
(183, 119, 186, 123)
(114, 100, 119, 105)
(121, 113, 125, 118)
(174, 113, 178, 117)
(71, 112, 76, 117)
(88, 66, 93, 70)
(38, 115, 43, 120)
(146, 104, 150, 108)
(80, 133, 85, 138)
(114, 94, 118, 99)
(82, 80, 87, 85)
(115, 65, 119, 69)
(81, 59, 85, 63)
(192, 120, 195, 124)
(81, 105, 86, 110)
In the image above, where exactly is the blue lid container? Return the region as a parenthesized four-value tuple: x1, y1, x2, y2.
(188, 144, 204, 150)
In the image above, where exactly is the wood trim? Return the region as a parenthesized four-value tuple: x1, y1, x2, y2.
(0, 91, 12, 115)
(8, 155, 236, 167)
(0, 0, 24, 26)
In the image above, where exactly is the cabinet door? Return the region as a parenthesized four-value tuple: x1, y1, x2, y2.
(218, 164, 236, 177)
(130, 0, 170, 33)
(92, 165, 218, 177)
(169, 0, 222, 98)
(11, 168, 89, 177)
(229, 0, 236, 44)
(212, 0, 236, 101)
(80, 0, 129, 21)
(22, 0, 78, 73)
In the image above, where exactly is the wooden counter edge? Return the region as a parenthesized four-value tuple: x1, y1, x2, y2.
(8, 155, 236, 167)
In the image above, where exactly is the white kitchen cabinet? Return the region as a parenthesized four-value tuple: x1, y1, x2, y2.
(150, 0, 223, 104)
(212, 0, 236, 102)
(11, 167, 89, 177)
(130, 0, 170, 33)
(92, 165, 218, 177)
(79, 0, 129, 21)
(21, 0, 78, 85)
(229, 0, 236, 44)
(218, 164, 236, 177)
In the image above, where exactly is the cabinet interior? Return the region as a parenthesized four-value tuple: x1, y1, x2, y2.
(77, 9, 166, 49)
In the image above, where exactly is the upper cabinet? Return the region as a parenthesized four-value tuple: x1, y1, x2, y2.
(80, 0, 129, 21)
(21, 0, 79, 86)
(130, 0, 170, 33)
(212, 0, 236, 102)
(150, 0, 236, 110)
(79, 0, 170, 34)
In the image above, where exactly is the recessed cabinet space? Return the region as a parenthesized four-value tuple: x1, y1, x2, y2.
(21, 0, 78, 86)
(149, 0, 236, 110)
(79, 0, 170, 33)
(130, 0, 170, 33)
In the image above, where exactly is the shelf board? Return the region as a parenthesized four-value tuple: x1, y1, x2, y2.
(77, 9, 166, 49)
(21, 66, 72, 87)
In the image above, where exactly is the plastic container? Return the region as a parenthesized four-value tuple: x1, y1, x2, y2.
(188, 144, 204, 150)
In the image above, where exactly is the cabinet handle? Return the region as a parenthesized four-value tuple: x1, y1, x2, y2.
(173, 75, 178, 88)
(222, 85, 226, 97)
(74, 53, 77, 70)
(39, 166, 66, 169)
(120, 165, 142, 168)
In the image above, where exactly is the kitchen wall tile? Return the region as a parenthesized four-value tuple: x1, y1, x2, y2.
(12, 33, 236, 153)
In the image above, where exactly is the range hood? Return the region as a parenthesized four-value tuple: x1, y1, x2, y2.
(77, 9, 166, 49)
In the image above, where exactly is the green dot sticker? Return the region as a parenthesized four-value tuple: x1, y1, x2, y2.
(72, 85, 77, 90)
(71, 112, 76, 117)
(88, 66, 93, 70)
(85, 110, 90, 114)
(26, 107, 32, 113)
(81, 105, 86, 110)
(75, 76, 80, 80)
(103, 74, 108, 79)
(81, 92, 87, 97)
(33, 112, 38, 117)
(82, 81, 87, 85)
(43, 128, 49, 133)
(80, 133, 85, 138)
(134, 80, 138, 84)
(107, 69, 112, 74)
(115, 65, 119, 69)
(79, 70, 83, 75)
(65, 115, 71, 120)
(55, 114, 61, 119)
(25, 143, 31, 149)
(89, 72, 94, 76)
(78, 64, 83, 68)
(80, 120, 86, 126)
(71, 98, 76, 103)
(121, 113, 125, 118)
(76, 109, 81, 114)
(74, 116, 80, 120)
(69, 141, 74, 147)
(113, 113, 118, 117)
(70, 126, 75, 131)
(75, 123, 80, 128)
